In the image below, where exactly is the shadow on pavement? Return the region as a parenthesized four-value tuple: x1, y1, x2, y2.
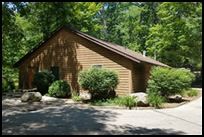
(104, 124, 186, 135)
(2, 106, 185, 135)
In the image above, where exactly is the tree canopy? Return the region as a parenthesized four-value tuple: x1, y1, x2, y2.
(2, 2, 202, 90)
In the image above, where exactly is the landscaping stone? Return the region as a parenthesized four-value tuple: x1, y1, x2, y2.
(21, 92, 42, 102)
(130, 92, 149, 106)
(175, 95, 182, 102)
(80, 93, 91, 100)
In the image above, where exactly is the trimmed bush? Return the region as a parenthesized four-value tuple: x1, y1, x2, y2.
(32, 70, 55, 95)
(78, 67, 119, 100)
(48, 80, 71, 98)
(147, 67, 195, 97)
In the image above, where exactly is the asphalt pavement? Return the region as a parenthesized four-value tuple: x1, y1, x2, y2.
(2, 96, 202, 135)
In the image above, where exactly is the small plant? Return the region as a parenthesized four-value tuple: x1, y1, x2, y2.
(48, 80, 70, 98)
(187, 89, 198, 97)
(72, 90, 81, 101)
(32, 70, 55, 95)
(147, 90, 166, 108)
(118, 95, 137, 109)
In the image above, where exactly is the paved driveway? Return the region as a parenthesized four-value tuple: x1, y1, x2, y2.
(2, 96, 202, 135)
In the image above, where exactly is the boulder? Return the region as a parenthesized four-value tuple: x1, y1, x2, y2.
(79, 93, 91, 100)
(130, 92, 149, 106)
(21, 92, 42, 102)
(175, 95, 182, 102)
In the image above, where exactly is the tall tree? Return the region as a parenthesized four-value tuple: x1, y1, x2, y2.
(146, 2, 202, 70)
(2, 2, 24, 87)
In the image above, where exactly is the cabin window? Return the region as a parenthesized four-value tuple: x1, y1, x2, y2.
(92, 65, 102, 69)
(50, 66, 59, 81)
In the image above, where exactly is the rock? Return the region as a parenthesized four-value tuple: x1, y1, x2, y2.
(79, 93, 91, 100)
(130, 92, 149, 106)
(175, 95, 182, 102)
(21, 92, 42, 102)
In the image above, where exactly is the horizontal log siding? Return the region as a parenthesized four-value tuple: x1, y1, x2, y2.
(18, 29, 132, 96)
(131, 63, 152, 93)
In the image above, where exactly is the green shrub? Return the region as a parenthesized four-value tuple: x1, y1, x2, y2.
(2, 78, 15, 92)
(44, 93, 51, 97)
(147, 90, 166, 108)
(78, 67, 119, 100)
(118, 95, 137, 109)
(72, 90, 81, 101)
(192, 74, 202, 88)
(32, 70, 55, 95)
(187, 89, 198, 97)
(147, 67, 195, 97)
(48, 80, 71, 98)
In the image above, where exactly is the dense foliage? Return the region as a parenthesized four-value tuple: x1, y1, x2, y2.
(78, 67, 119, 99)
(32, 70, 55, 95)
(146, 66, 195, 108)
(2, 2, 202, 92)
(147, 67, 195, 97)
(2, 78, 15, 92)
(48, 80, 71, 98)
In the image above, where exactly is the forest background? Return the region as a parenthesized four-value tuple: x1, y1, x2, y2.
(2, 2, 202, 90)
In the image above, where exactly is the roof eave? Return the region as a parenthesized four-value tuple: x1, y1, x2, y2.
(141, 61, 171, 68)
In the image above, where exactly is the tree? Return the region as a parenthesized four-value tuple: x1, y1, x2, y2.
(2, 2, 103, 91)
(2, 2, 24, 89)
(146, 2, 202, 70)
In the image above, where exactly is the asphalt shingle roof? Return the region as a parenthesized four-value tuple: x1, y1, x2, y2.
(14, 25, 170, 68)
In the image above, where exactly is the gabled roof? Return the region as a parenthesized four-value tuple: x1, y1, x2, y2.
(14, 25, 170, 68)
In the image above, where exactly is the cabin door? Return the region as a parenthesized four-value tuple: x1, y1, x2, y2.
(50, 66, 59, 81)
(28, 67, 36, 88)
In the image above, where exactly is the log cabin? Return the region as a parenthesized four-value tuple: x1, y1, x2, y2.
(14, 25, 170, 96)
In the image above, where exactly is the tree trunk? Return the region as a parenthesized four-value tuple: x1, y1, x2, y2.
(100, 3, 108, 41)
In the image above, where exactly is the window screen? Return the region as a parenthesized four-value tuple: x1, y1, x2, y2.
(92, 65, 102, 69)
